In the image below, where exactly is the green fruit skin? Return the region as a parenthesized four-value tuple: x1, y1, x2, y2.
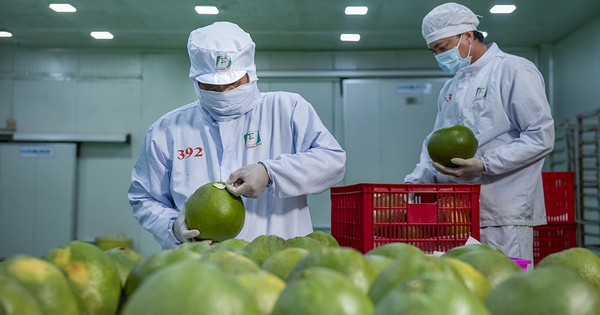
(286, 236, 324, 251)
(485, 266, 600, 315)
(121, 260, 261, 315)
(186, 182, 245, 242)
(0, 255, 80, 315)
(375, 274, 491, 315)
(243, 235, 290, 266)
(272, 267, 374, 315)
(124, 249, 202, 297)
(305, 231, 340, 247)
(44, 241, 122, 315)
(289, 247, 377, 295)
(536, 247, 600, 294)
(427, 125, 478, 167)
(0, 274, 44, 315)
(104, 247, 144, 288)
(261, 248, 310, 281)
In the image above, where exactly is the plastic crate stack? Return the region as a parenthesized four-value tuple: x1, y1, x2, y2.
(330, 183, 481, 254)
(533, 172, 577, 264)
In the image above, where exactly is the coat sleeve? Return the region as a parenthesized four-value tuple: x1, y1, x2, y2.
(481, 61, 555, 175)
(128, 127, 181, 249)
(403, 135, 439, 184)
(260, 97, 346, 198)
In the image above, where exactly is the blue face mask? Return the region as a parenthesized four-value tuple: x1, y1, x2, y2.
(435, 35, 472, 74)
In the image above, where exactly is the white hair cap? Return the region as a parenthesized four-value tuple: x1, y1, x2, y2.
(422, 2, 480, 45)
(187, 21, 258, 85)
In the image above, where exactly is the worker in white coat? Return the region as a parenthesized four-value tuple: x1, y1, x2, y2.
(128, 21, 346, 249)
(404, 3, 554, 261)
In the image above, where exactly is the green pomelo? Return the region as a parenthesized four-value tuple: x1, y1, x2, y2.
(272, 267, 374, 315)
(201, 250, 260, 274)
(433, 256, 493, 300)
(285, 236, 324, 251)
(375, 274, 491, 315)
(368, 249, 436, 303)
(175, 242, 214, 255)
(121, 260, 261, 315)
(104, 247, 144, 288)
(186, 181, 245, 242)
(0, 255, 79, 315)
(289, 247, 377, 294)
(305, 231, 340, 247)
(366, 242, 424, 259)
(485, 266, 600, 314)
(243, 235, 290, 266)
(213, 238, 250, 252)
(0, 273, 44, 315)
(363, 254, 394, 277)
(124, 249, 201, 297)
(427, 124, 478, 167)
(44, 240, 121, 315)
(442, 243, 504, 259)
(261, 248, 310, 281)
(449, 248, 522, 288)
(235, 270, 286, 315)
(219, 247, 259, 264)
(536, 247, 600, 294)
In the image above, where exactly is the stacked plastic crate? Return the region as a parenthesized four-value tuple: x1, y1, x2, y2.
(533, 171, 577, 264)
(330, 183, 481, 254)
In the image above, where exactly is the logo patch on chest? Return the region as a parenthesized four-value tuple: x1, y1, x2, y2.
(244, 130, 262, 149)
(474, 86, 488, 101)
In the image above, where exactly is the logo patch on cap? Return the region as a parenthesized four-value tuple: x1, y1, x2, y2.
(215, 55, 232, 71)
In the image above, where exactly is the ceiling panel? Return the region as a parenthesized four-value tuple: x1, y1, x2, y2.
(1, 0, 599, 51)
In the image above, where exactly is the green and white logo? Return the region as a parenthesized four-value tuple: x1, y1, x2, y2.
(475, 86, 488, 100)
(244, 130, 262, 149)
(215, 55, 232, 70)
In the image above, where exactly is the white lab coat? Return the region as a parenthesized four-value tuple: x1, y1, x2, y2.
(405, 43, 554, 229)
(128, 85, 346, 249)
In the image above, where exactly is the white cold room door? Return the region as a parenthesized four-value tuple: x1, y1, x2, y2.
(0, 143, 76, 258)
(341, 78, 447, 185)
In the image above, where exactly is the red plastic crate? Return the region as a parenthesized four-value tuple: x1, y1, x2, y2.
(330, 183, 480, 254)
(542, 172, 575, 223)
(533, 223, 577, 264)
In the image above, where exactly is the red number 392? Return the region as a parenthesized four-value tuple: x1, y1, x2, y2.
(177, 147, 203, 160)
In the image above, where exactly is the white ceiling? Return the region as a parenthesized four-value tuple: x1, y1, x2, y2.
(1, 0, 600, 51)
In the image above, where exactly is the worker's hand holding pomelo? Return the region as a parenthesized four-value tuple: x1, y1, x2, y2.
(173, 199, 200, 243)
(433, 157, 484, 177)
(226, 163, 270, 198)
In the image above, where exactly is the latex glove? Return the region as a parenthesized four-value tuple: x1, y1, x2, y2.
(173, 199, 200, 243)
(433, 157, 484, 178)
(226, 163, 270, 198)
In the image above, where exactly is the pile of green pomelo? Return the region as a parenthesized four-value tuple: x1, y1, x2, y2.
(3, 181, 600, 314)
(2, 233, 600, 315)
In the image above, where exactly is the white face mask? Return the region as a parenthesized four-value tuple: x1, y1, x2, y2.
(195, 81, 261, 121)
(435, 35, 472, 74)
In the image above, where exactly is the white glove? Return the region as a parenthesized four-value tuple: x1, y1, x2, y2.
(226, 163, 270, 198)
(433, 157, 484, 178)
(173, 199, 200, 243)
